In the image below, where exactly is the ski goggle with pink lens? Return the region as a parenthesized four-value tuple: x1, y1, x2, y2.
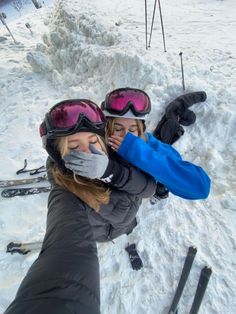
(101, 88, 151, 117)
(39, 99, 106, 140)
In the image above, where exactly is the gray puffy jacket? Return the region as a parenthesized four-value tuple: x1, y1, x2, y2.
(5, 155, 155, 314)
(49, 165, 155, 242)
(48, 153, 156, 242)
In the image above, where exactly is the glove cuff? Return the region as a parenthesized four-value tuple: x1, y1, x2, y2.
(125, 243, 136, 253)
(100, 158, 124, 184)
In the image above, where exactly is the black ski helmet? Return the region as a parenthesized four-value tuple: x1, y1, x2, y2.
(39, 99, 106, 173)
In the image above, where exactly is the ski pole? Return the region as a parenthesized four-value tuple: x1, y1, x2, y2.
(16, 159, 46, 175)
(148, 0, 157, 48)
(144, 0, 148, 50)
(31, 0, 42, 9)
(7, 241, 43, 255)
(179, 52, 186, 93)
(0, 12, 17, 44)
(25, 22, 33, 35)
(158, 0, 167, 52)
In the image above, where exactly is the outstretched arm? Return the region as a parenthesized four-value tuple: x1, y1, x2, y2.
(62, 147, 156, 197)
(117, 132, 210, 200)
(5, 187, 100, 314)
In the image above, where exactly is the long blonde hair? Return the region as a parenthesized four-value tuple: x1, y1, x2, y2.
(51, 134, 110, 212)
(105, 117, 146, 143)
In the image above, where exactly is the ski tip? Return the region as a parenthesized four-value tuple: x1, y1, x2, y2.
(202, 265, 213, 277)
(189, 246, 198, 254)
(1, 190, 9, 197)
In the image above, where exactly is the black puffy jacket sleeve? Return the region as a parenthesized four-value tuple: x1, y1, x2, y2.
(5, 186, 100, 314)
(101, 152, 156, 196)
(47, 156, 156, 198)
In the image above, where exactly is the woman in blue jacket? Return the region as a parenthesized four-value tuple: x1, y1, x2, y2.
(101, 87, 210, 200)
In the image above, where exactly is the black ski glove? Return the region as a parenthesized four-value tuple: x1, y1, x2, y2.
(165, 91, 207, 125)
(125, 243, 143, 271)
(150, 182, 169, 204)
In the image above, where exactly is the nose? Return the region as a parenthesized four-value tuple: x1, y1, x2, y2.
(83, 146, 90, 153)
(124, 128, 129, 135)
(79, 144, 90, 153)
(120, 128, 129, 138)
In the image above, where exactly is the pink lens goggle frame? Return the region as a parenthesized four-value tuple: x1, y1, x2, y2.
(102, 87, 151, 117)
(40, 99, 105, 140)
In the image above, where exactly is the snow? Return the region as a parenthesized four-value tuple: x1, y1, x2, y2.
(0, 0, 236, 313)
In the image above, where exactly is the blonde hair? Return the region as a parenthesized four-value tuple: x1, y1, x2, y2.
(51, 134, 110, 212)
(105, 117, 146, 143)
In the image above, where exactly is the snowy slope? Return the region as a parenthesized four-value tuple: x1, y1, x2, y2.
(0, 0, 236, 313)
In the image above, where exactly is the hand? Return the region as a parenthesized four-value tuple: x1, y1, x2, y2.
(63, 145, 109, 179)
(108, 135, 124, 152)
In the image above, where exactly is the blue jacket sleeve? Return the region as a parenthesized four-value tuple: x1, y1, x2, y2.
(118, 133, 210, 200)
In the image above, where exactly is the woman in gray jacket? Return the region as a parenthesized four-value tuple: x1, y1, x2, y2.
(44, 99, 156, 241)
(5, 99, 155, 314)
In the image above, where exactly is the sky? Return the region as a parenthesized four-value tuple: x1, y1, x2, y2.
(0, 0, 236, 313)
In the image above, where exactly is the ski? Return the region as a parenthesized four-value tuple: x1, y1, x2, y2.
(0, 175, 48, 188)
(168, 246, 197, 314)
(6, 241, 43, 255)
(189, 266, 212, 314)
(1, 186, 51, 198)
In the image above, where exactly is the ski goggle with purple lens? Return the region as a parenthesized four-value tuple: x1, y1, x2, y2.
(40, 99, 106, 142)
(101, 88, 151, 117)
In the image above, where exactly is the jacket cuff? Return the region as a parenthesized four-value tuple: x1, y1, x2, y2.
(100, 159, 123, 185)
(118, 133, 137, 158)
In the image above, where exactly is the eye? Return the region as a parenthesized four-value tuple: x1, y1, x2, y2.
(68, 145, 80, 150)
(89, 135, 98, 144)
(90, 139, 98, 145)
(114, 127, 123, 132)
(129, 127, 138, 133)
